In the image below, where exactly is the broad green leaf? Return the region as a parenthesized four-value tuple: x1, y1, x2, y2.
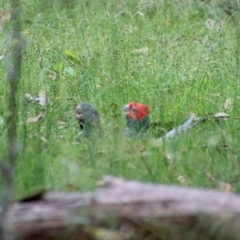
(53, 62, 64, 72)
(65, 50, 80, 64)
(64, 66, 75, 76)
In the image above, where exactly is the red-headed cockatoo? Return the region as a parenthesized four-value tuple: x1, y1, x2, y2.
(123, 102, 150, 136)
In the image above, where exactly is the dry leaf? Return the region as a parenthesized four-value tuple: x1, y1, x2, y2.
(176, 175, 187, 185)
(224, 98, 233, 111)
(25, 93, 34, 101)
(40, 136, 47, 142)
(48, 70, 57, 80)
(38, 90, 48, 108)
(214, 112, 229, 120)
(174, 172, 191, 185)
(25, 91, 48, 108)
(27, 112, 45, 123)
(206, 172, 216, 182)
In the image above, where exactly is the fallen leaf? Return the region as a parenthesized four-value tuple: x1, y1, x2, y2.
(177, 175, 187, 185)
(37, 90, 48, 108)
(224, 98, 233, 111)
(48, 70, 57, 80)
(40, 136, 47, 142)
(25, 91, 48, 108)
(25, 93, 34, 101)
(64, 66, 75, 76)
(214, 112, 229, 120)
(206, 172, 216, 182)
(27, 112, 45, 123)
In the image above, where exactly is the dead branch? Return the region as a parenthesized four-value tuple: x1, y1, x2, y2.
(5, 176, 240, 240)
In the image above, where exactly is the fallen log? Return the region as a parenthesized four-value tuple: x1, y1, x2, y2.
(5, 176, 240, 240)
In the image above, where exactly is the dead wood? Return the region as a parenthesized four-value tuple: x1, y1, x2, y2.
(5, 176, 240, 240)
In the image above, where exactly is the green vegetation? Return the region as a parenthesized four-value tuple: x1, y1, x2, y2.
(1, 0, 240, 198)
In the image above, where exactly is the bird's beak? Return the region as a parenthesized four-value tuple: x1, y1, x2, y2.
(76, 113, 83, 120)
(123, 104, 130, 116)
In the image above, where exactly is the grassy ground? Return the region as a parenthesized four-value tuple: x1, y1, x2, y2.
(1, 0, 240, 198)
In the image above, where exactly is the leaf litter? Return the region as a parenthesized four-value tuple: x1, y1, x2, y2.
(25, 90, 48, 123)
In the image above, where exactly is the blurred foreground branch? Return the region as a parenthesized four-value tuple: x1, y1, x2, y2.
(5, 176, 240, 240)
(0, 0, 24, 239)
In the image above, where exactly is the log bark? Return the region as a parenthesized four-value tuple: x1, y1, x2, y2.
(5, 176, 240, 240)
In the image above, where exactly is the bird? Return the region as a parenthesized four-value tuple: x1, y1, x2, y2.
(75, 102, 102, 137)
(75, 101, 205, 141)
(123, 102, 150, 136)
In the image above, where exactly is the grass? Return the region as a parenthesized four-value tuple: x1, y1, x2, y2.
(1, 0, 240, 198)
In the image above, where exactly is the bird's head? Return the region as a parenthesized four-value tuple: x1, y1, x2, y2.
(123, 102, 150, 121)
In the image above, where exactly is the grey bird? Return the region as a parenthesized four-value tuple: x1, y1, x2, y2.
(76, 102, 102, 137)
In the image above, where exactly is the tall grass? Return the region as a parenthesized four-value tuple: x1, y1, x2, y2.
(1, 0, 240, 198)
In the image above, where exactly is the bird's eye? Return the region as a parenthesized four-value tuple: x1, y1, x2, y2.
(131, 108, 137, 112)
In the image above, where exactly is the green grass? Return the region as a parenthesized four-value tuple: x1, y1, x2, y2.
(1, 0, 240, 198)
